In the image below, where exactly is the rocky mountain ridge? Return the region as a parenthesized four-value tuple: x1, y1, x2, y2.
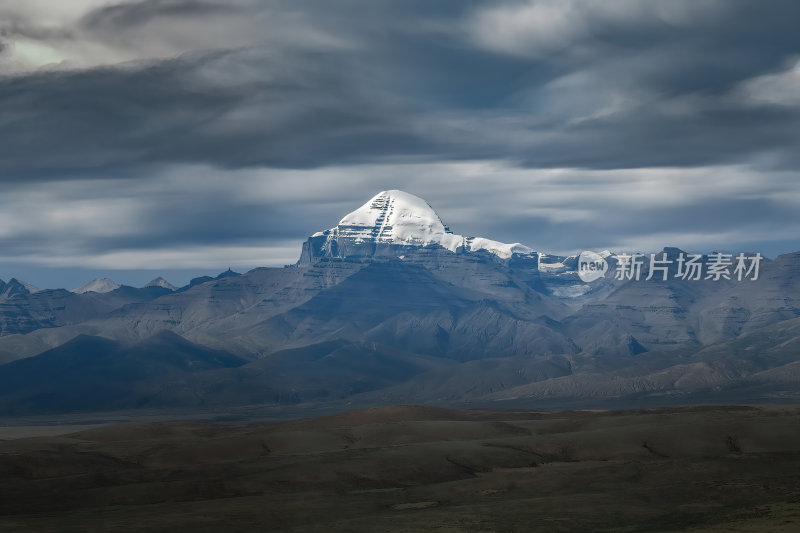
(0, 190, 797, 413)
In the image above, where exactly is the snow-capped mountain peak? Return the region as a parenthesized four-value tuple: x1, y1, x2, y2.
(324, 189, 462, 249)
(73, 278, 120, 294)
(144, 277, 177, 291)
(306, 190, 533, 261)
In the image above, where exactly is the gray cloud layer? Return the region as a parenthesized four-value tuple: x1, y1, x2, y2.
(1, 0, 799, 284)
(3, 0, 800, 175)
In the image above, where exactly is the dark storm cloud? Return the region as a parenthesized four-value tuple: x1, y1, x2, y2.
(3, 0, 800, 285)
(1, 0, 798, 181)
(0, 48, 446, 177)
(82, 201, 316, 253)
(517, 105, 800, 170)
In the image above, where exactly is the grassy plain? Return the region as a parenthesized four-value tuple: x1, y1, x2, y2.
(0, 405, 798, 532)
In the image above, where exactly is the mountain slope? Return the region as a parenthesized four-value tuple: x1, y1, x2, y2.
(0, 286, 173, 343)
(0, 331, 246, 413)
(0, 279, 36, 299)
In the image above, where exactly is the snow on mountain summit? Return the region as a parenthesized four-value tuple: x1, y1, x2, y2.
(309, 190, 533, 260)
(73, 278, 120, 294)
(318, 190, 463, 250)
(144, 277, 177, 291)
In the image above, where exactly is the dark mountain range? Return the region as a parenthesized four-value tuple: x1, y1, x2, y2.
(0, 283, 173, 342)
(177, 268, 241, 292)
(0, 190, 798, 414)
(0, 331, 245, 414)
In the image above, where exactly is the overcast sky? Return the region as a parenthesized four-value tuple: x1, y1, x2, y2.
(2, 0, 800, 289)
